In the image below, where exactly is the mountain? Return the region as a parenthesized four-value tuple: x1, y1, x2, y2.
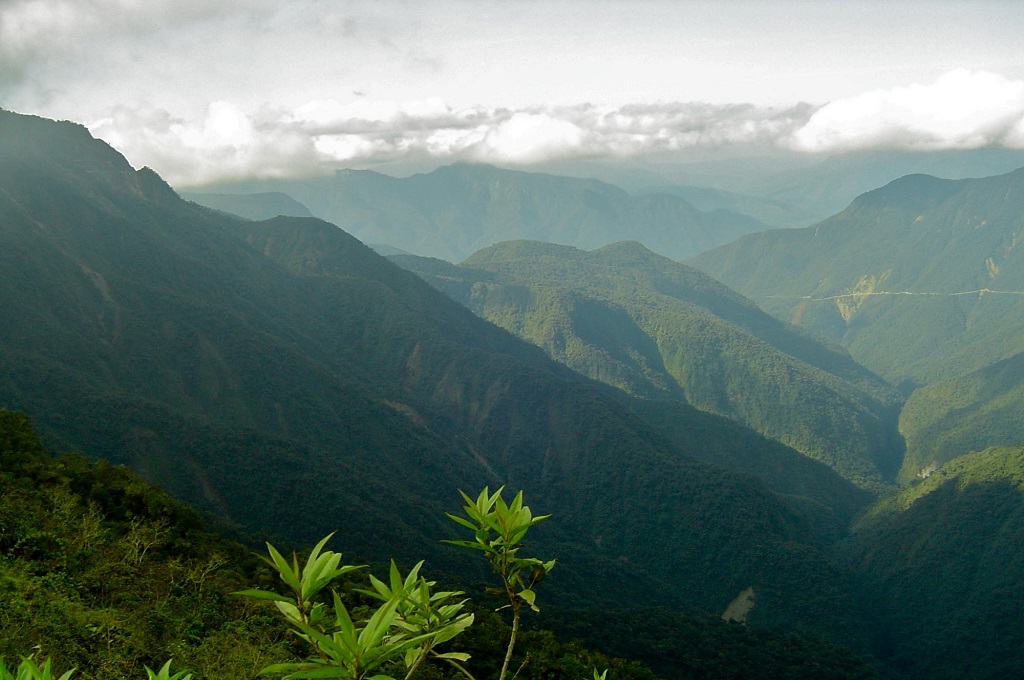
(840, 443, 1024, 679)
(187, 162, 771, 262)
(393, 240, 904, 493)
(758, 147, 1024, 221)
(179, 190, 314, 219)
(0, 411, 882, 680)
(690, 168, 1024, 388)
(637, 184, 814, 228)
(0, 108, 866, 635)
(898, 350, 1024, 482)
(532, 148, 1024, 223)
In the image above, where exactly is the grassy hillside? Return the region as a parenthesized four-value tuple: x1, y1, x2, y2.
(394, 240, 904, 492)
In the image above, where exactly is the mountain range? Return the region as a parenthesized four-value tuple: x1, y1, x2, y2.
(392, 240, 903, 492)
(690, 168, 1024, 389)
(0, 108, 865, 635)
(188, 162, 771, 262)
(5, 107, 1024, 678)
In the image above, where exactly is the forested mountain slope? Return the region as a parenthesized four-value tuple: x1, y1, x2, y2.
(0, 108, 865, 635)
(393, 241, 904, 492)
(690, 169, 1024, 387)
(898, 350, 1024, 481)
(191, 162, 770, 262)
(840, 444, 1024, 679)
(0, 410, 883, 680)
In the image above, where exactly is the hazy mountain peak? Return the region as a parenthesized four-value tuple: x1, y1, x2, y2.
(849, 172, 963, 212)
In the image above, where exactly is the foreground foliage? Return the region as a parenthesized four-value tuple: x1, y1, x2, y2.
(1, 410, 888, 678)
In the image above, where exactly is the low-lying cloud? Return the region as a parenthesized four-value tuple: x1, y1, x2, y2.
(790, 69, 1024, 152)
(89, 99, 815, 185)
(81, 69, 1024, 186)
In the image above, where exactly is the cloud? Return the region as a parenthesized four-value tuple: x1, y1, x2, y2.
(88, 98, 814, 185)
(78, 68, 1024, 186)
(789, 70, 1024, 152)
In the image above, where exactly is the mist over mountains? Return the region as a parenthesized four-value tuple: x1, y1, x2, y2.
(5, 107, 1024, 679)
(187, 163, 771, 262)
(0, 108, 866, 629)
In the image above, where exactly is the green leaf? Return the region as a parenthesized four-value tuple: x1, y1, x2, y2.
(233, 588, 294, 604)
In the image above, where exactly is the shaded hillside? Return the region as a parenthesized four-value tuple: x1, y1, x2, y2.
(0, 108, 865, 636)
(189, 162, 770, 261)
(691, 168, 1024, 387)
(393, 240, 904, 492)
(840, 444, 1024, 679)
(180, 190, 313, 219)
(898, 351, 1024, 481)
(0, 411, 885, 680)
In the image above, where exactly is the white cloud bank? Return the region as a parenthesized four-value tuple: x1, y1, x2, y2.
(790, 69, 1024, 152)
(84, 70, 1024, 186)
(89, 99, 813, 185)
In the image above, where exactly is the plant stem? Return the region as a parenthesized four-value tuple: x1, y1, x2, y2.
(498, 605, 520, 680)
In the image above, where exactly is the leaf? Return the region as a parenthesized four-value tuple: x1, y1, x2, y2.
(233, 589, 294, 604)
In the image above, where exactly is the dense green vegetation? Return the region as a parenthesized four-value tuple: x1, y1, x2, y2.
(393, 240, 903, 492)
(1, 411, 885, 679)
(194, 162, 769, 262)
(690, 169, 1024, 388)
(898, 350, 1024, 481)
(0, 107, 868, 637)
(7, 107, 1024, 679)
(0, 410, 295, 678)
(840, 444, 1024, 679)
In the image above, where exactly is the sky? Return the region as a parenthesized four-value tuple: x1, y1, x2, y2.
(2, 0, 1024, 185)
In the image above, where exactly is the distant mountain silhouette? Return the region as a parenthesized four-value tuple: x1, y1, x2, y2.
(189, 162, 771, 261)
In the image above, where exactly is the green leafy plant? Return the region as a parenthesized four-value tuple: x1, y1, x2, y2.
(143, 660, 192, 679)
(0, 656, 74, 680)
(444, 487, 556, 680)
(237, 534, 474, 679)
(359, 560, 474, 679)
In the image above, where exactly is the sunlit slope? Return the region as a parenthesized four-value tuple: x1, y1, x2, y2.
(898, 350, 1024, 481)
(395, 240, 904, 492)
(0, 108, 864, 633)
(841, 444, 1024, 679)
(691, 169, 1024, 387)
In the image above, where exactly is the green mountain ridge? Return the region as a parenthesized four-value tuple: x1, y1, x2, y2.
(898, 349, 1024, 481)
(0, 107, 864, 637)
(690, 166, 1024, 387)
(185, 162, 771, 262)
(393, 240, 904, 492)
(840, 443, 1024, 679)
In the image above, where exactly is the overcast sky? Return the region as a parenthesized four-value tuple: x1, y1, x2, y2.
(3, 0, 1024, 185)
